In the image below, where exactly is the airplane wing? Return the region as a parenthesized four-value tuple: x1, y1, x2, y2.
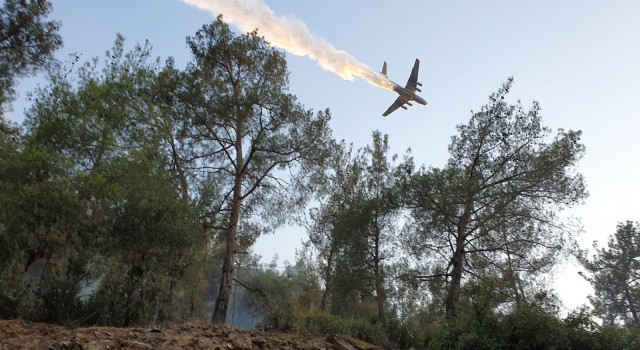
(404, 59, 420, 93)
(382, 97, 406, 117)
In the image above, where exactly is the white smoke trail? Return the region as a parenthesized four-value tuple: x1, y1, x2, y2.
(181, 0, 394, 90)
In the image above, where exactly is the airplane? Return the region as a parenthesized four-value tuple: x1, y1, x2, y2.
(381, 59, 427, 116)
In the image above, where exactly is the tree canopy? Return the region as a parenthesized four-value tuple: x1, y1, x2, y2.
(403, 78, 587, 319)
(180, 17, 333, 323)
(580, 221, 640, 327)
(0, 0, 62, 111)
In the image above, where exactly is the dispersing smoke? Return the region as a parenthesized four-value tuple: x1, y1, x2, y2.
(181, 0, 394, 90)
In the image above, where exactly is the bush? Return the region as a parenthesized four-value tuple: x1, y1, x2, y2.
(0, 260, 32, 319)
(300, 311, 385, 344)
(425, 316, 503, 350)
(384, 317, 424, 349)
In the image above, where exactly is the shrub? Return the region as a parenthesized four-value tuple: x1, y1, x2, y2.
(300, 311, 385, 343)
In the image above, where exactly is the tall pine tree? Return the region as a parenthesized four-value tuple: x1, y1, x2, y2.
(580, 221, 640, 327)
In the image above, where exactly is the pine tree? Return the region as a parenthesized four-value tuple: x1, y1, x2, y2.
(580, 221, 640, 327)
(181, 17, 333, 323)
(405, 78, 587, 319)
(0, 0, 62, 110)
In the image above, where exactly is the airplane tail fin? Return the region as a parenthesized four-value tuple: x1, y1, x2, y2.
(381, 62, 387, 77)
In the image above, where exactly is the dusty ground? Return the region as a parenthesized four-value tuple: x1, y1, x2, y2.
(0, 319, 382, 350)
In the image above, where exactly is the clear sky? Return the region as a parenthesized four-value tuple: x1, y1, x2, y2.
(9, 0, 640, 312)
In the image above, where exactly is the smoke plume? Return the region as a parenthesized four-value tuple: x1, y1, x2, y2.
(181, 0, 394, 90)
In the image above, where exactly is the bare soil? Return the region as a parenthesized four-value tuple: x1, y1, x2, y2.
(0, 319, 382, 350)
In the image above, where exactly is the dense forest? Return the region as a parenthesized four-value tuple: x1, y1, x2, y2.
(1, 1, 639, 349)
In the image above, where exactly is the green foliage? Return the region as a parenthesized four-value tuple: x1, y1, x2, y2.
(241, 282, 640, 350)
(243, 269, 298, 330)
(501, 304, 569, 349)
(301, 312, 385, 344)
(182, 16, 333, 228)
(596, 326, 640, 350)
(384, 317, 425, 349)
(0, 0, 62, 109)
(181, 16, 334, 323)
(307, 132, 405, 323)
(0, 114, 20, 147)
(427, 322, 502, 350)
(25, 34, 161, 168)
(86, 155, 207, 326)
(2, 12, 335, 326)
(0, 260, 30, 318)
(580, 221, 640, 327)
(240, 254, 321, 329)
(0, 144, 88, 322)
(404, 78, 588, 318)
(0, 34, 209, 325)
(418, 302, 640, 350)
(0, 140, 208, 325)
(242, 257, 428, 347)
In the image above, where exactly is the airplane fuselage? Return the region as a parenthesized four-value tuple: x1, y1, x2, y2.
(392, 83, 427, 106)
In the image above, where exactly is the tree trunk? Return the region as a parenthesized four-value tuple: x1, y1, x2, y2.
(212, 121, 244, 324)
(445, 199, 472, 320)
(211, 172, 242, 324)
(320, 244, 335, 312)
(374, 253, 385, 323)
(169, 134, 190, 203)
(624, 286, 640, 326)
(505, 248, 526, 304)
(373, 217, 385, 324)
(445, 232, 466, 320)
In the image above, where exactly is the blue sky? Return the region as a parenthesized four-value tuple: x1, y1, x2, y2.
(9, 0, 640, 311)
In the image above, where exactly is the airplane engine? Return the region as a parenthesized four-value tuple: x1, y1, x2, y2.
(401, 105, 408, 110)
(417, 82, 422, 86)
(406, 101, 413, 106)
(416, 88, 422, 92)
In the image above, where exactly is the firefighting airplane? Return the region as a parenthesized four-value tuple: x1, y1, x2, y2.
(381, 59, 427, 116)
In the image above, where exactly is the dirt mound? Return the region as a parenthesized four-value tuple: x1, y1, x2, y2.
(0, 319, 382, 350)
